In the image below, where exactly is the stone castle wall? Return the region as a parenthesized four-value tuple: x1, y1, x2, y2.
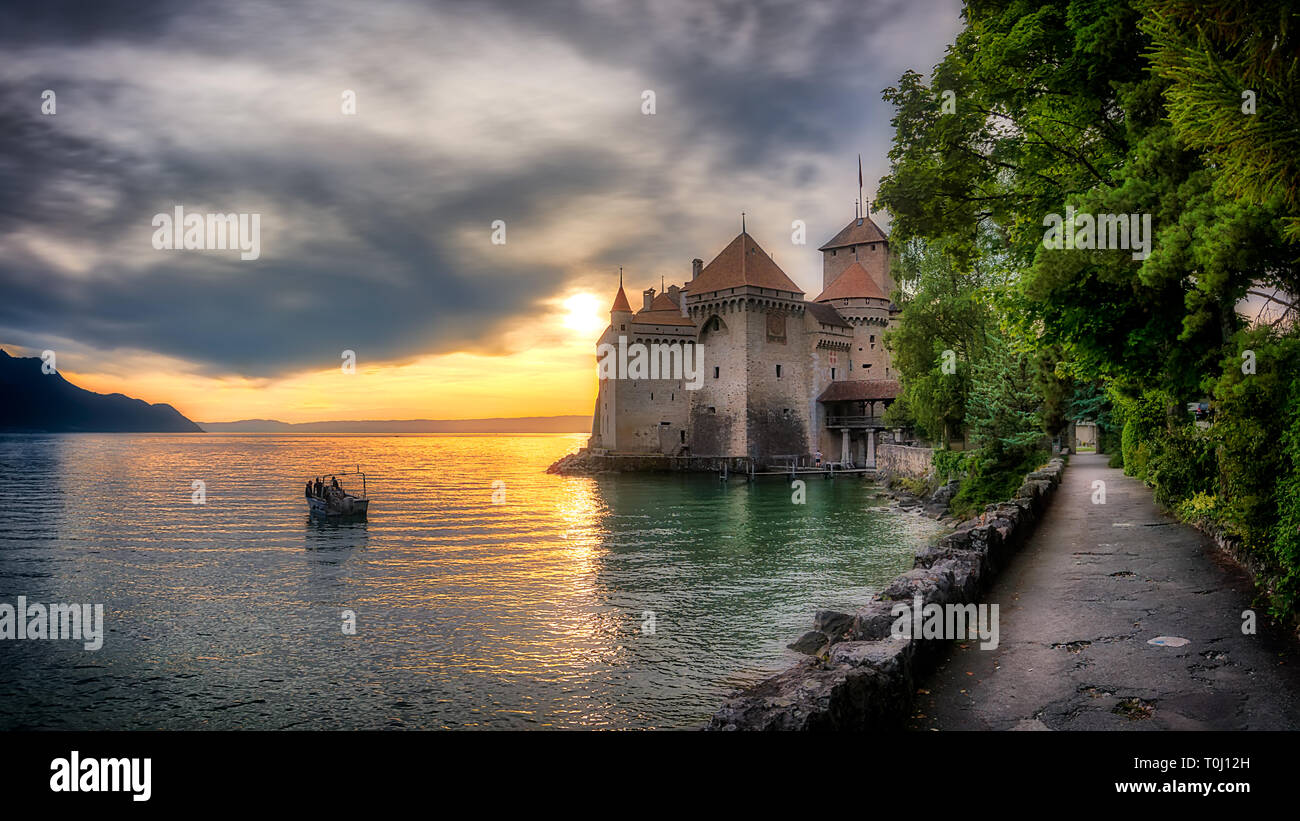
(689, 310, 748, 456)
(876, 444, 933, 479)
(742, 303, 811, 459)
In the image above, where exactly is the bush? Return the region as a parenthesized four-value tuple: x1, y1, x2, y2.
(1127, 330, 1300, 623)
(948, 447, 1050, 519)
(1117, 389, 1177, 483)
(932, 448, 971, 483)
(1147, 422, 1216, 509)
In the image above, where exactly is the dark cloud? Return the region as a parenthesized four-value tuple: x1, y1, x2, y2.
(0, 0, 960, 377)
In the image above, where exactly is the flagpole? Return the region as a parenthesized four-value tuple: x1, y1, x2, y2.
(858, 154, 864, 220)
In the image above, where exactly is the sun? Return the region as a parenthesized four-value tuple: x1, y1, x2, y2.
(562, 292, 607, 336)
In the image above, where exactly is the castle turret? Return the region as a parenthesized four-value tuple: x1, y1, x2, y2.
(818, 215, 892, 298)
(610, 278, 632, 333)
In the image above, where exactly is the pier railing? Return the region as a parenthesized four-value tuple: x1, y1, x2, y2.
(825, 415, 886, 428)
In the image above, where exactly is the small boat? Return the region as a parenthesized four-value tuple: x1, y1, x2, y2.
(305, 469, 370, 518)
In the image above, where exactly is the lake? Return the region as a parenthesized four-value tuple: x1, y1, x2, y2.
(0, 432, 941, 729)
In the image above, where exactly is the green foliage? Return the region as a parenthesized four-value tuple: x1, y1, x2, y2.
(1271, 373, 1300, 615)
(932, 448, 971, 483)
(1140, 0, 1300, 244)
(949, 447, 1051, 520)
(966, 335, 1046, 461)
(876, 0, 1300, 622)
(1117, 389, 1174, 482)
(883, 237, 992, 445)
(1147, 422, 1216, 508)
(895, 475, 937, 498)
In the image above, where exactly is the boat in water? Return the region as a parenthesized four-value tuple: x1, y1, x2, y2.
(305, 470, 370, 518)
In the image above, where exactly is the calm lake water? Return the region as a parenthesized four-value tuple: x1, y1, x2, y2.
(0, 433, 941, 729)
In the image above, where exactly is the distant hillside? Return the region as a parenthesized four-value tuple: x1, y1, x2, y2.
(0, 349, 202, 433)
(200, 416, 591, 433)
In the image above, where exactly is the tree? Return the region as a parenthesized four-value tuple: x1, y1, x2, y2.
(1141, 0, 1300, 245)
(883, 237, 992, 446)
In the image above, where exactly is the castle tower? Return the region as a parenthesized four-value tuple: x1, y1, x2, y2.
(812, 216, 900, 467)
(813, 260, 893, 381)
(681, 230, 809, 460)
(589, 277, 634, 451)
(818, 214, 893, 299)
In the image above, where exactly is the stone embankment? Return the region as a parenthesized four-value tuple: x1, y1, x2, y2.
(708, 456, 1067, 730)
(547, 448, 757, 475)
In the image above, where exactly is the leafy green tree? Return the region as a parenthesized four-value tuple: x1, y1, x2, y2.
(876, 0, 1300, 620)
(1141, 0, 1300, 244)
(966, 334, 1045, 460)
(884, 237, 992, 446)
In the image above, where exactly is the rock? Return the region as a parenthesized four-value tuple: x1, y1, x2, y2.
(829, 638, 914, 682)
(882, 566, 954, 605)
(788, 630, 830, 656)
(937, 529, 975, 551)
(929, 479, 960, 508)
(914, 540, 984, 571)
(813, 609, 855, 641)
(545, 450, 605, 475)
(850, 599, 902, 640)
(1016, 479, 1052, 503)
(708, 655, 911, 731)
(931, 555, 982, 603)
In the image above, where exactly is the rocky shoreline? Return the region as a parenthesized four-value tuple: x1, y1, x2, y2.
(546, 448, 608, 475)
(874, 474, 962, 524)
(707, 455, 1067, 731)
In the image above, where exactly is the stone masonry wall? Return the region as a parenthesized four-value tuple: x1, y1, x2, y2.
(877, 444, 933, 479)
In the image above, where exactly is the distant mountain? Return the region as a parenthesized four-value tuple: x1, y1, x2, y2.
(200, 416, 590, 433)
(0, 348, 202, 433)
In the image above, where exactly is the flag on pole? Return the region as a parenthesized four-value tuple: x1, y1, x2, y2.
(858, 154, 863, 189)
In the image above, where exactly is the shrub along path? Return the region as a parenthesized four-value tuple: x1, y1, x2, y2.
(909, 453, 1300, 730)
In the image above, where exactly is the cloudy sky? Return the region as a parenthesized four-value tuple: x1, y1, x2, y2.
(0, 0, 962, 422)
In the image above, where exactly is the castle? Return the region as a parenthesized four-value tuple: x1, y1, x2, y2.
(587, 210, 901, 468)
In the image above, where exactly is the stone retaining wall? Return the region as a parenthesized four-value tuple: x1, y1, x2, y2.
(708, 455, 1067, 731)
(876, 444, 934, 480)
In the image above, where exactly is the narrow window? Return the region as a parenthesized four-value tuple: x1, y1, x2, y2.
(713, 366, 720, 379)
(776, 364, 782, 378)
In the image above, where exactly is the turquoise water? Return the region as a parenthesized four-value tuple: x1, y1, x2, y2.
(0, 432, 941, 729)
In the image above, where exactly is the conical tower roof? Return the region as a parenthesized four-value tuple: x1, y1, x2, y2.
(688, 232, 803, 295)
